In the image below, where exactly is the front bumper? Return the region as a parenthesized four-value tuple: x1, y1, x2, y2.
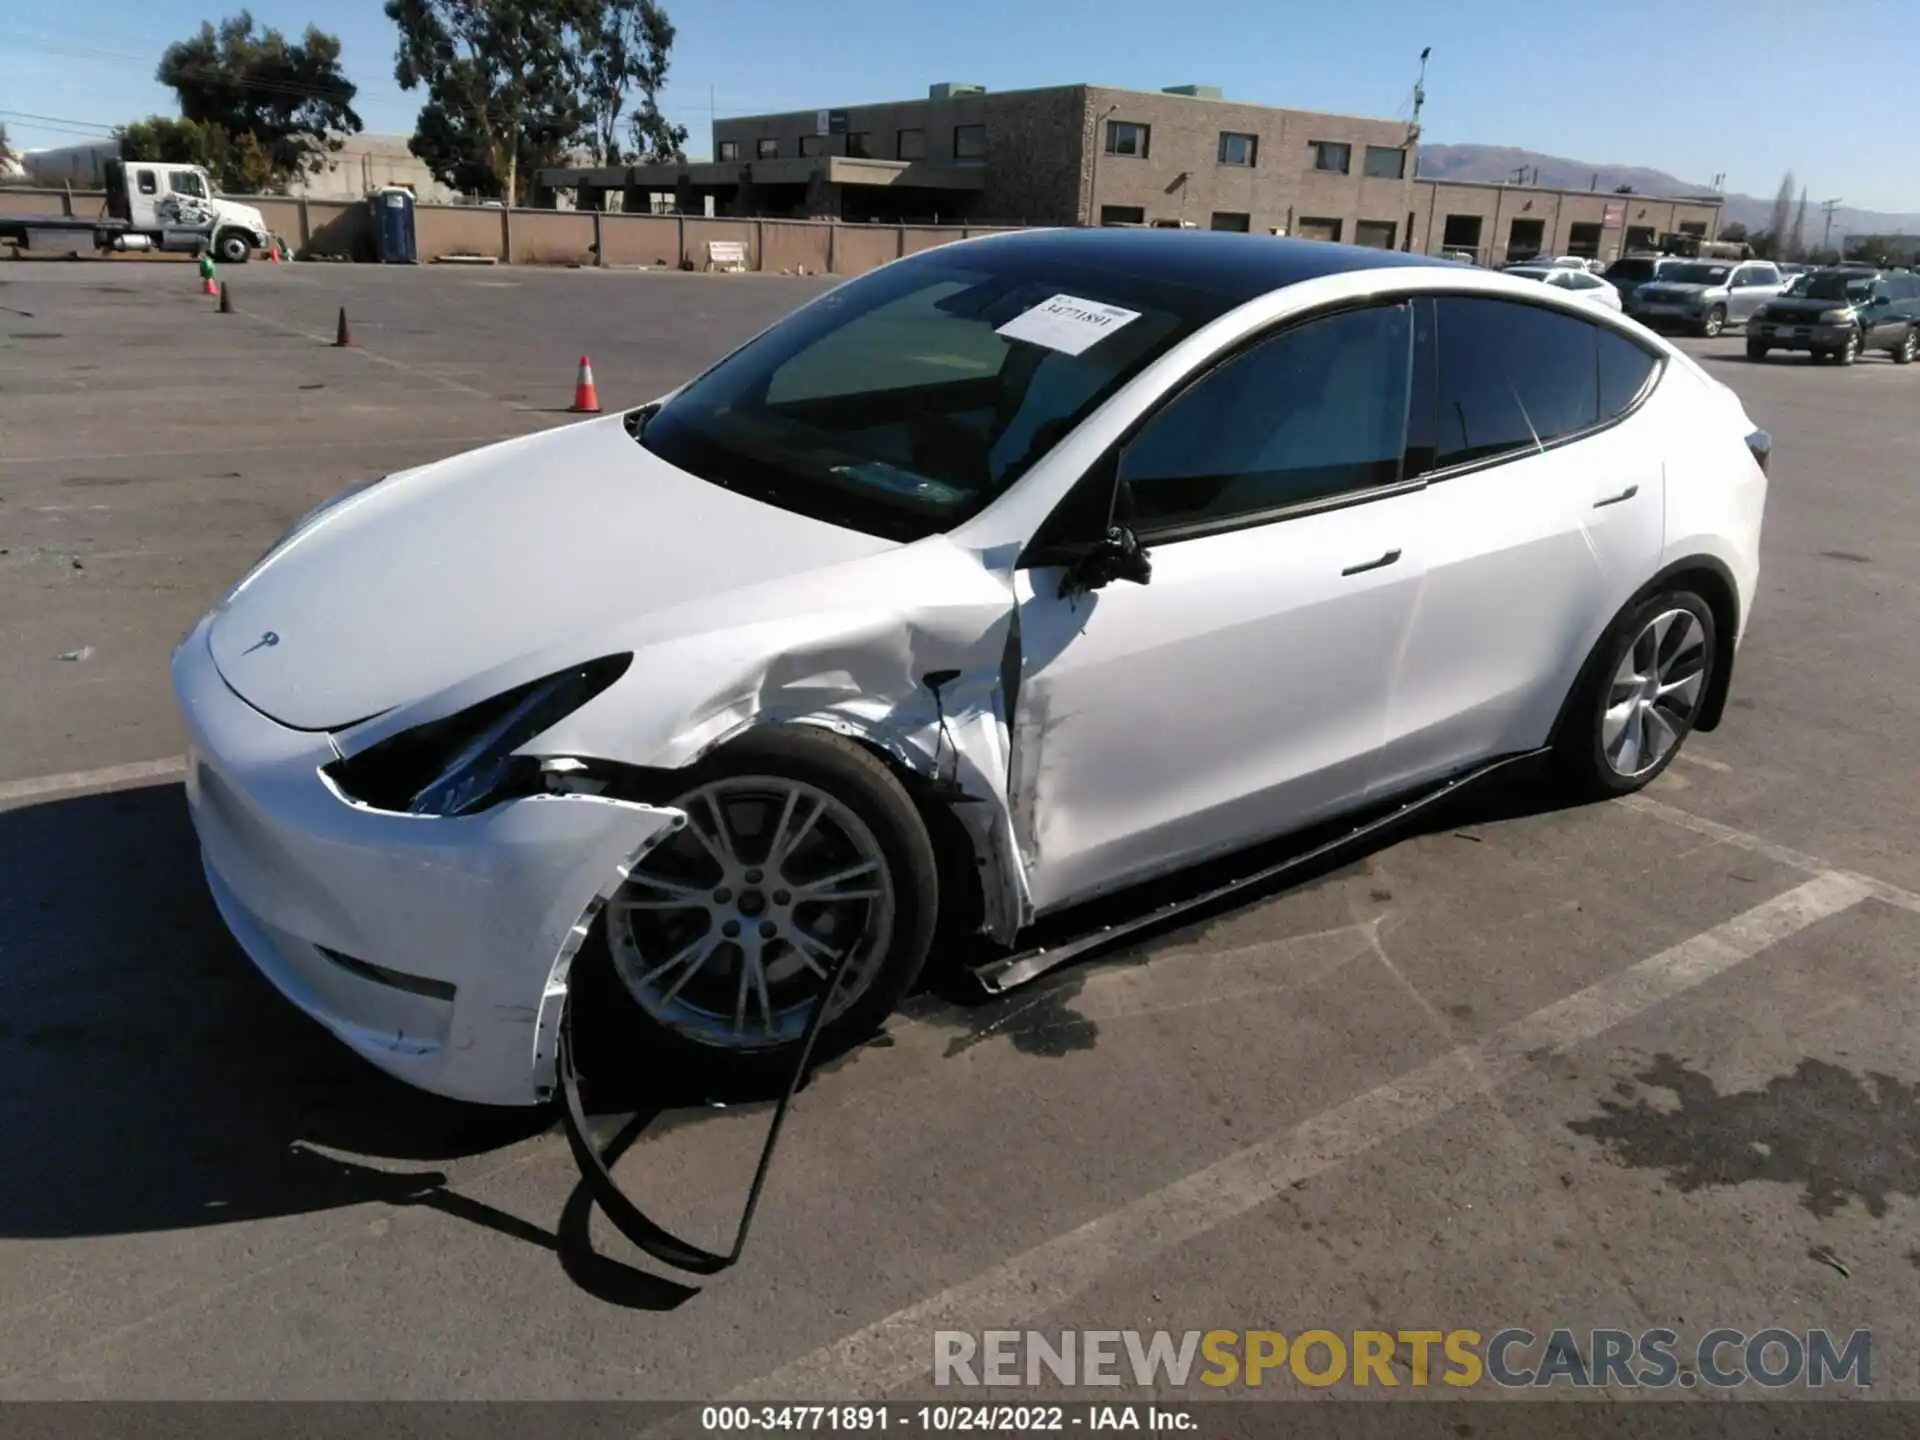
(172, 615, 682, 1106)
(1748, 319, 1852, 350)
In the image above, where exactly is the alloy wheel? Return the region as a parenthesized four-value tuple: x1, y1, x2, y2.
(607, 777, 896, 1049)
(1702, 307, 1725, 338)
(1602, 609, 1708, 778)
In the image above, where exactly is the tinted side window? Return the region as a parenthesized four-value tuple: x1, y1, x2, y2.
(1430, 297, 1599, 469)
(1120, 304, 1413, 533)
(1599, 328, 1659, 418)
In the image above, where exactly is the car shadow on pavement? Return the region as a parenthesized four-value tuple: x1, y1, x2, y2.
(0, 779, 699, 1307)
(0, 761, 1589, 1305)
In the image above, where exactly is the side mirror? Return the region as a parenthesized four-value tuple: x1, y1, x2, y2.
(1060, 525, 1152, 598)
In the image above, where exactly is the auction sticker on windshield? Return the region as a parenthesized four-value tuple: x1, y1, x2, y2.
(996, 294, 1143, 356)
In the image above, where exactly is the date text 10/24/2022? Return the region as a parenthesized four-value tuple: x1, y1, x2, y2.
(700, 1407, 1197, 1432)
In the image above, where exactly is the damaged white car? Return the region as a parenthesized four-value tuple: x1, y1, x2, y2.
(173, 229, 1770, 1106)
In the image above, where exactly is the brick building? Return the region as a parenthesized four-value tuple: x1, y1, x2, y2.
(540, 79, 1722, 266)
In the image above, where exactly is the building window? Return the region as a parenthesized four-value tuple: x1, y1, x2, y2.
(1679, 221, 1707, 237)
(1506, 217, 1545, 260)
(1217, 131, 1257, 167)
(799, 135, 828, 157)
(1363, 145, 1406, 180)
(1210, 211, 1251, 232)
(1105, 120, 1150, 158)
(1295, 216, 1343, 243)
(1567, 221, 1603, 257)
(1354, 219, 1397, 249)
(953, 123, 986, 161)
(1441, 214, 1483, 250)
(756, 138, 779, 159)
(1624, 225, 1656, 253)
(846, 132, 872, 159)
(897, 128, 926, 160)
(1309, 140, 1351, 173)
(718, 140, 739, 162)
(1099, 204, 1146, 226)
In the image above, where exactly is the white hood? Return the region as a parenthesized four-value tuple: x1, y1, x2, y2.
(208, 416, 898, 729)
(213, 197, 269, 236)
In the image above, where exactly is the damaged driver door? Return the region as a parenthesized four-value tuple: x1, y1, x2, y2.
(1006, 299, 1430, 916)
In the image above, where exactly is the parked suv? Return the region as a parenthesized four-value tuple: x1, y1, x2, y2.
(1602, 253, 1686, 307)
(1747, 268, 1920, 365)
(1625, 259, 1784, 336)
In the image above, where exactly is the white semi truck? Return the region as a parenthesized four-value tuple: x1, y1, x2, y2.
(0, 160, 276, 263)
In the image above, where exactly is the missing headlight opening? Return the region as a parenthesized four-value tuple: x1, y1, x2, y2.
(326, 654, 633, 815)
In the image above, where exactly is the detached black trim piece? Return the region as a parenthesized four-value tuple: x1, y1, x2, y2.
(973, 749, 1549, 994)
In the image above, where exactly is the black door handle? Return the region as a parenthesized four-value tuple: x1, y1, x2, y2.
(1341, 548, 1402, 576)
(1593, 484, 1639, 509)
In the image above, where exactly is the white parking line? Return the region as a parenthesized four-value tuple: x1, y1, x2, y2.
(724, 871, 1873, 1401)
(1623, 793, 1920, 914)
(0, 756, 186, 806)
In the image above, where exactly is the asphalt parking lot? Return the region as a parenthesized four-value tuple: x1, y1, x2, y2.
(2, 259, 1917, 1407)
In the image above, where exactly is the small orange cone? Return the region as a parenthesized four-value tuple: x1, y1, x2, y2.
(202, 274, 219, 296)
(570, 355, 601, 413)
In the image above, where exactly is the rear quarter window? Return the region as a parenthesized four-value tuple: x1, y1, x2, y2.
(1429, 296, 1601, 469)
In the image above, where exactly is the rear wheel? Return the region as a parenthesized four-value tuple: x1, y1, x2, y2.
(589, 728, 938, 1077)
(1895, 327, 1918, 364)
(1558, 589, 1716, 799)
(1745, 338, 1770, 362)
(1701, 305, 1726, 338)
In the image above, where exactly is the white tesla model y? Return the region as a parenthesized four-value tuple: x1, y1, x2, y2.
(173, 230, 1770, 1105)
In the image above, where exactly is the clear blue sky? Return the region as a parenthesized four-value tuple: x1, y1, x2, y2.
(4, 0, 1914, 212)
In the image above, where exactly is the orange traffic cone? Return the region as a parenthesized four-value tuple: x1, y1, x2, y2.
(202, 274, 219, 295)
(570, 355, 601, 414)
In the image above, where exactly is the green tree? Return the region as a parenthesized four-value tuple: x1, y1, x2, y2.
(386, 0, 595, 204)
(582, 0, 686, 165)
(155, 11, 361, 192)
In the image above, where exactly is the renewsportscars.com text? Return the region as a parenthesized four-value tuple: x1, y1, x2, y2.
(933, 1328, 1872, 1390)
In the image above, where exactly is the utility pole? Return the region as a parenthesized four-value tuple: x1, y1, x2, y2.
(1821, 197, 1842, 254)
(1086, 103, 1118, 225)
(1408, 46, 1429, 145)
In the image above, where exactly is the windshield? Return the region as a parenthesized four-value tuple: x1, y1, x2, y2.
(1804, 272, 1875, 302)
(1604, 258, 1660, 282)
(640, 251, 1231, 541)
(1667, 264, 1730, 285)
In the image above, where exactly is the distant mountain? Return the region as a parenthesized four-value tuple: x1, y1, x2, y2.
(1417, 143, 1920, 242)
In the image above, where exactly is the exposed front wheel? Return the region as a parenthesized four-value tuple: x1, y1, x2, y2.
(1836, 328, 1861, 365)
(1701, 305, 1726, 338)
(214, 229, 252, 265)
(589, 728, 938, 1076)
(1559, 590, 1717, 799)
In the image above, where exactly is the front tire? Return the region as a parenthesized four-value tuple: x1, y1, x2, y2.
(588, 727, 939, 1078)
(1558, 589, 1716, 799)
(1701, 305, 1726, 338)
(1746, 338, 1770, 362)
(1836, 327, 1861, 365)
(214, 229, 252, 265)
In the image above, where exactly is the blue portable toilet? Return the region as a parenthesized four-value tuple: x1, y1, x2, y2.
(370, 186, 418, 264)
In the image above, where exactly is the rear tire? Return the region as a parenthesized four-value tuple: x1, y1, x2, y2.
(1895, 327, 1918, 365)
(580, 727, 939, 1084)
(1557, 589, 1717, 800)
